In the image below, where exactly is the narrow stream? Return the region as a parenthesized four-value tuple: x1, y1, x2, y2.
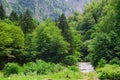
(78, 62, 94, 73)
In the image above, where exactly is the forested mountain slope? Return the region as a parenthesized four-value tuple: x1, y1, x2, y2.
(0, 0, 91, 20)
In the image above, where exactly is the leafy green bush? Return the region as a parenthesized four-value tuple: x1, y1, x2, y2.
(23, 62, 37, 75)
(3, 63, 21, 77)
(109, 57, 120, 65)
(98, 72, 107, 80)
(97, 58, 107, 68)
(64, 55, 78, 66)
(3, 60, 64, 76)
(53, 63, 64, 72)
(97, 64, 120, 80)
(36, 60, 64, 74)
(36, 60, 57, 74)
(36, 60, 51, 74)
(68, 66, 79, 72)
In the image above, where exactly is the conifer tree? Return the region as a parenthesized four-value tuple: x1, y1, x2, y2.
(19, 9, 36, 34)
(0, 4, 6, 19)
(58, 13, 71, 42)
(58, 13, 74, 54)
(58, 14, 81, 65)
(9, 10, 18, 21)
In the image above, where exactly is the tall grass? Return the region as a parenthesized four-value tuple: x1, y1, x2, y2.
(0, 69, 82, 80)
(3, 60, 65, 76)
(97, 64, 120, 80)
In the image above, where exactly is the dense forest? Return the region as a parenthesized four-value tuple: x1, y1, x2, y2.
(1, 0, 91, 20)
(0, 0, 120, 80)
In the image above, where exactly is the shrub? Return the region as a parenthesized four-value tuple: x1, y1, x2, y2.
(36, 60, 54, 74)
(23, 62, 37, 75)
(3, 60, 64, 76)
(98, 72, 107, 80)
(64, 55, 78, 66)
(36, 60, 64, 74)
(54, 63, 64, 72)
(109, 57, 120, 65)
(3, 63, 21, 77)
(97, 64, 120, 80)
(97, 58, 107, 68)
(68, 66, 79, 72)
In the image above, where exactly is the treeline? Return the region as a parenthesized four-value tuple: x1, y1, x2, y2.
(75, 0, 120, 67)
(0, 0, 120, 70)
(0, 4, 81, 69)
(75, 0, 120, 79)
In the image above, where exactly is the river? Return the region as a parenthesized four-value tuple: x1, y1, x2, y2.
(78, 62, 94, 73)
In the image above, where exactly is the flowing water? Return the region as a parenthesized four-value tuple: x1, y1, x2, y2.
(78, 62, 94, 73)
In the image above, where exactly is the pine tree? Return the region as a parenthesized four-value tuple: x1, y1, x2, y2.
(58, 13, 73, 54)
(9, 10, 18, 21)
(0, 4, 6, 19)
(19, 9, 36, 34)
(58, 13, 71, 41)
(58, 13, 81, 65)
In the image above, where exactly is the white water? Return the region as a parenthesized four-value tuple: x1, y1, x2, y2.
(78, 62, 94, 73)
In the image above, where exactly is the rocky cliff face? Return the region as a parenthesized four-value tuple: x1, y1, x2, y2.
(1, 0, 91, 20)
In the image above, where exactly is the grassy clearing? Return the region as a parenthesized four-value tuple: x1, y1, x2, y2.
(0, 69, 82, 80)
(82, 72, 99, 80)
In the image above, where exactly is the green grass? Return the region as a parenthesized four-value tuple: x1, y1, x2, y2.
(96, 64, 120, 80)
(0, 69, 82, 80)
(82, 72, 99, 80)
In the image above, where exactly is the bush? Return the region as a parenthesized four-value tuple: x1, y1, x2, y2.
(23, 62, 37, 75)
(64, 55, 78, 66)
(54, 63, 64, 72)
(109, 57, 120, 65)
(97, 58, 107, 68)
(68, 66, 79, 72)
(98, 72, 107, 80)
(97, 64, 120, 80)
(36, 60, 64, 74)
(3, 60, 64, 76)
(36, 60, 57, 74)
(3, 63, 21, 77)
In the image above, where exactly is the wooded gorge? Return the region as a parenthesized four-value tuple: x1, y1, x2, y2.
(0, 0, 120, 80)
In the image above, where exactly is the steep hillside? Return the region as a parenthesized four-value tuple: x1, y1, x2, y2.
(1, 0, 91, 20)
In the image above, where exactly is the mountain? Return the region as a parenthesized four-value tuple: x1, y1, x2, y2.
(1, 0, 91, 20)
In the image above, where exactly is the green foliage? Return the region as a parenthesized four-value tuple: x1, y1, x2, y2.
(23, 62, 37, 75)
(97, 58, 107, 68)
(68, 66, 79, 72)
(0, 20, 24, 69)
(97, 64, 120, 80)
(97, 72, 107, 80)
(53, 63, 64, 72)
(36, 60, 54, 74)
(76, 0, 108, 61)
(64, 55, 78, 66)
(88, 32, 114, 66)
(87, 0, 120, 67)
(19, 9, 36, 34)
(3, 63, 21, 77)
(34, 19, 69, 63)
(1, 68, 82, 80)
(23, 34, 37, 62)
(58, 13, 70, 41)
(3, 60, 64, 76)
(0, 4, 6, 19)
(9, 10, 18, 22)
(58, 14, 81, 65)
(109, 57, 120, 65)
